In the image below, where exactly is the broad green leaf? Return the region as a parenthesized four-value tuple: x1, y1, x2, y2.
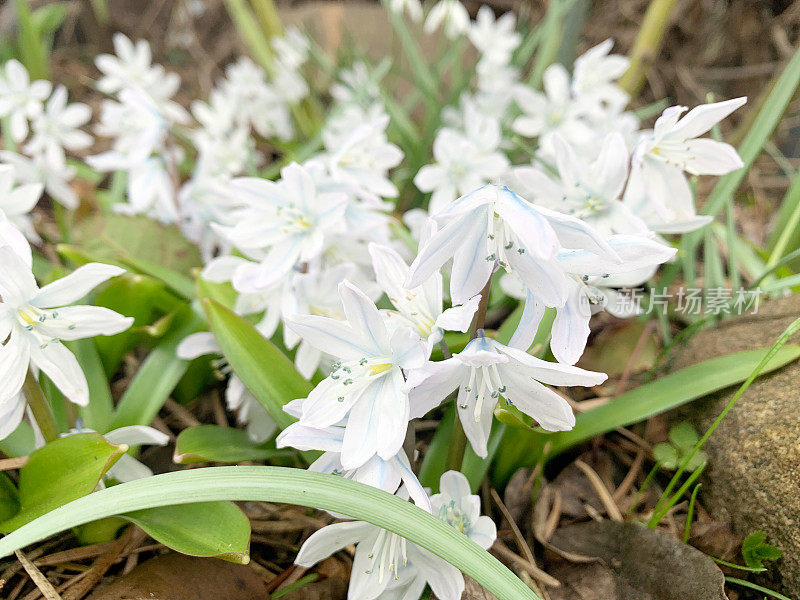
(0, 433, 125, 532)
(110, 304, 204, 429)
(493, 345, 800, 484)
(120, 502, 251, 563)
(93, 273, 181, 377)
(0, 467, 539, 600)
(202, 299, 311, 431)
(66, 214, 201, 299)
(174, 426, 289, 464)
(0, 474, 19, 522)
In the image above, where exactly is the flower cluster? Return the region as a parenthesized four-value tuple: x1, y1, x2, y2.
(0, 60, 92, 219)
(0, 2, 748, 598)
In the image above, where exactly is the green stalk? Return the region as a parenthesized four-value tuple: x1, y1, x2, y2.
(617, 0, 680, 97)
(22, 370, 60, 443)
(765, 170, 800, 270)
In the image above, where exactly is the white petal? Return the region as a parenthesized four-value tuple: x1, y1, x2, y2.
(106, 454, 154, 482)
(276, 423, 344, 452)
(411, 549, 465, 600)
(389, 326, 426, 370)
(33, 263, 125, 308)
(550, 284, 592, 365)
(0, 393, 26, 440)
(339, 280, 390, 356)
(104, 425, 170, 447)
(500, 372, 575, 431)
(176, 332, 220, 360)
(406, 359, 463, 419)
(668, 97, 746, 141)
(682, 139, 744, 176)
(286, 314, 376, 361)
(0, 330, 30, 400)
(295, 521, 373, 567)
(29, 342, 89, 406)
(38, 306, 133, 340)
(495, 342, 607, 387)
(435, 295, 480, 333)
(0, 245, 37, 305)
(507, 290, 546, 351)
(438, 470, 471, 499)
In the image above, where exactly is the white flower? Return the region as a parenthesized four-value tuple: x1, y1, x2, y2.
(431, 471, 496, 549)
(424, 0, 470, 40)
(325, 112, 403, 199)
(571, 39, 629, 111)
(285, 280, 425, 469)
(331, 62, 384, 109)
(369, 242, 479, 354)
(468, 6, 520, 65)
(414, 111, 509, 213)
(24, 86, 92, 170)
(514, 133, 651, 236)
(95, 34, 180, 101)
(388, 0, 423, 22)
(299, 518, 464, 600)
(0, 164, 42, 241)
(407, 332, 606, 457)
(177, 332, 277, 443)
(624, 98, 746, 234)
(0, 248, 132, 426)
(406, 184, 614, 306)
(213, 162, 349, 293)
(0, 60, 51, 142)
(507, 235, 677, 363)
(272, 26, 310, 71)
(277, 421, 429, 509)
(512, 64, 592, 149)
(0, 150, 79, 209)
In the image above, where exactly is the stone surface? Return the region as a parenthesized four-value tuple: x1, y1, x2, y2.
(670, 293, 800, 594)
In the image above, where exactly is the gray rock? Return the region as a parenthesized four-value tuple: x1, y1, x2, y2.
(670, 293, 800, 594)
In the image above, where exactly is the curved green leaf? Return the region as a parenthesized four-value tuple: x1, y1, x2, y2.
(121, 502, 251, 563)
(0, 467, 538, 600)
(0, 433, 125, 532)
(494, 345, 800, 483)
(174, 425, 289, 464)
(202, 299, 311, 431)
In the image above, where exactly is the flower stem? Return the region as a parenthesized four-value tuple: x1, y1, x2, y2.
(617, 0, 680, 98)
(23, 370, 60, 443)
(444, 275, 494, 473)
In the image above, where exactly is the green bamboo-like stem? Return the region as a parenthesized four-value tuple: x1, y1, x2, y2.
(22, 370, 60, 443)
(444, 275, 493, 473)
(618, 0, 680, 97)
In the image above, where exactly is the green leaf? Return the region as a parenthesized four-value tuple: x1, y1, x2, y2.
(202, 299, 311, 431)
(742, 532, 783, 570)
(174, 426, 288, 464)
(93, 273, 181, 377)
(493, 345, 800, 484)
(120, 502, 251, 563)
(652, 443, 680, 470)
(67, 339, 114, 433)
(0, 474, 19, 522)
(0, 467, 540, 600)
(66, 214, 202, 300)
(0, 433, 126, 532)
(110, 304, 204, 429)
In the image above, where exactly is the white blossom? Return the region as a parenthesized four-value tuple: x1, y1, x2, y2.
(0, 60, 51, 143)
(408, 332, 606, 456)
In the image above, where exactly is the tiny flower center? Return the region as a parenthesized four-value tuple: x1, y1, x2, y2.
(439, 502, 471, 534)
